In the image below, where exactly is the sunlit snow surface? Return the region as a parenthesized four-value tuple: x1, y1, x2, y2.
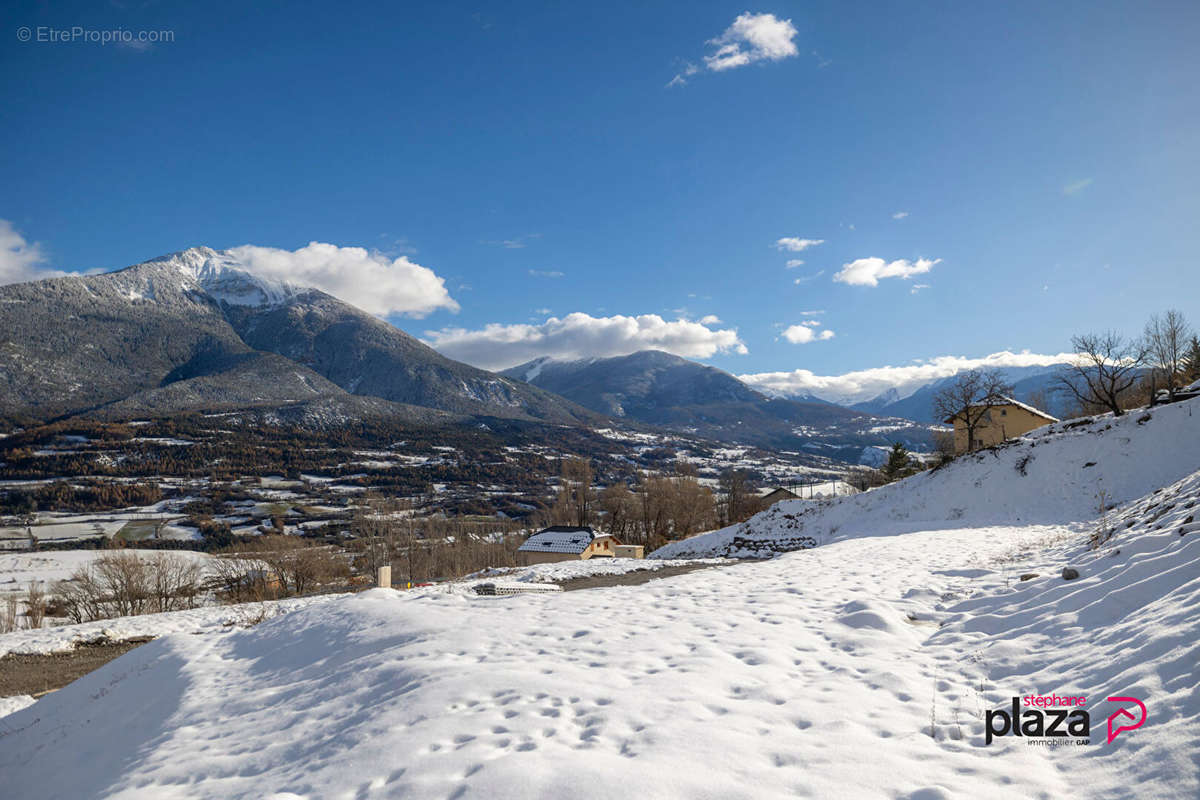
(2, 401, 1198, 798)
(3, 511, 1199, 798)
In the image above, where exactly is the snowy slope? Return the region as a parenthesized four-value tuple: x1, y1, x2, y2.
(0, 593, 342, 658)
(3, 504, 1198, 798)
(2, 401, 1197, 798)
(113, 246, 304, 309)
(655, 398, 1200, 559)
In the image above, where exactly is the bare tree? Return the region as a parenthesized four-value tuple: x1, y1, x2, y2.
(25, 581, 47, 628)
(932, 369, 1014, 452)
(1, 597, 18, 633)
(146, 553, 204, 613)
(718, 469, 761, 526)
(236, 536, 349, 597)
(54, 552, 152, 622)
(667, 468, 717, 539)
(93, 552, 152, 617)
(598, 483, 635, 539)
(1143, 310, 1192, 401)
(352, 494, 407, 577)
(1057, 332, 1146, 416)
(551, 458, 594, 527)
(208, 555, 270, 605)
(638, 473, 673, 548)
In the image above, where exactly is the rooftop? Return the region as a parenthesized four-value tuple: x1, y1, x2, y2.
(518, 526, 601, 554)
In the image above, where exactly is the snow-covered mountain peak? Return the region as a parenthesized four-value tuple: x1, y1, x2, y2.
(134, 247, 304, 308)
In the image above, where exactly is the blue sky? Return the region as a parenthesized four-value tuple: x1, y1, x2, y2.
(2, 1, 1197, 400)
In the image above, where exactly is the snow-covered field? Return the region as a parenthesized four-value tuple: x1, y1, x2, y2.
(1, 400, 1197, 798)
(0, 549, 216, 623)
(0, 549, 213, 592)
(3, 511, 1196, 798)
(0, 593, 343, 658)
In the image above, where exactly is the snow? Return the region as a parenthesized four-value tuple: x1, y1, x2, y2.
(156, 246, 302, 307)
(518, 527, 601, 554)
(760, 480, 858, 500)
(655, 398, 1200, 559)
(0, 593, 343, 658)
(0, 550, 212, 597)
(2, 519, 126, 545)
(467, 557, 727, 584)
(1, 400, 1198, 797)
(995, 394, 1059, 422)
(3, 503, 1198, 797)
(523, 358, 548, 381)
(0, 694, 36, 719)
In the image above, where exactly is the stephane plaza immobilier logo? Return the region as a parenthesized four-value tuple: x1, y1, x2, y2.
(984, 692, 1147, 747)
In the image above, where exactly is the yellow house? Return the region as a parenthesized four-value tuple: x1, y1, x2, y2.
(516, 526, 620, 565)
(944, 396, 1057, 454)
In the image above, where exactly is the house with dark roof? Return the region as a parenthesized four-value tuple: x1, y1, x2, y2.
(517, 526, 621, 565)
(759, 487, 799, 506)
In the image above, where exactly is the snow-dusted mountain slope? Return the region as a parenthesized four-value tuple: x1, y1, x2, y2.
(655, 397, 1200, 559)
(0, 247, 596, 425)
(502, 349, 941, 456)
(129, 246, 304, 308)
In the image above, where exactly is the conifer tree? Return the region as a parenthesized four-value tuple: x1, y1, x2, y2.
(1183, 335, 1200, 383)
(881, 442, 914, 483)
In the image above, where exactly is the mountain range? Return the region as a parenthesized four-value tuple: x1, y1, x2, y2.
(1, 246, 1065, 465)
(501, 350, 940, 460)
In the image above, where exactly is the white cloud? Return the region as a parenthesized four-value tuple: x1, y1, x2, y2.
(528, 269, 564, 278)
(704, 12, 799, 72)
(228, 242, 459, 317)
(1062, 178, 1093, 196)
(785, 259, 805, 268)
(0, 220, 66, 286)
(792, 270, 825, 284)
(666, 62, 700, 87)
(775, 237, 824, 252)
(533, 307, 552, 315)
(799, 309, 824, 316)
(424, 312, 747, 370)
(739, 350, 1076, 404)
(699, 314, 722, 325)
(781, 324, 835, 344)
(892, 211, 909, 219)
(910, 283, 931, 294)
(483, 233, 541, 249)
(833, 257, 940, 287)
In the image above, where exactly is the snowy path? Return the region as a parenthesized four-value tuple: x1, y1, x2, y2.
(10, 521, 1185, 799)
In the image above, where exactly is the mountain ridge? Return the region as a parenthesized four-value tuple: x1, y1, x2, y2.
(0, 247, 598, 427)
(502, 350, 940, 458)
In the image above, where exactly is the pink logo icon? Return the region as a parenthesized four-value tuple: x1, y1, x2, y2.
(1106, 696, 1147, 744)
